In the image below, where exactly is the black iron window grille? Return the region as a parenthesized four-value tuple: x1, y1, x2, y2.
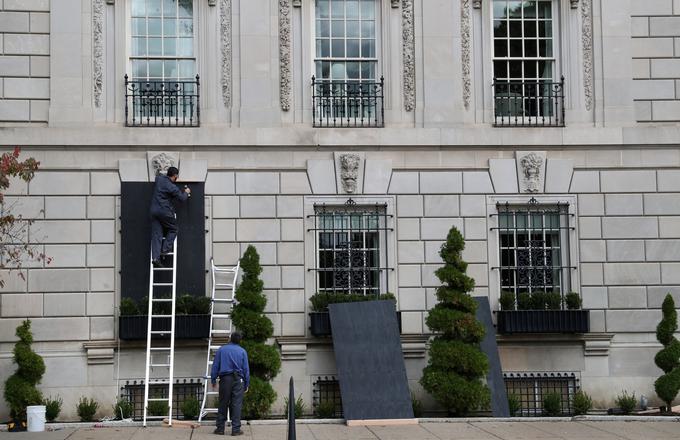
(504, 371, 579, 416)
(312, 77, 384, 128)
(493, 77, 565, 127)
(491, 199, 575, 307)
(312, 376, 343, 418)
(124, 74, 200, 127)
(120, 378, 203, 420)
(308, 200, 393, 297)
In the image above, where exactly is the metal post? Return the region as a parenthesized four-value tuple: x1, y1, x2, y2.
(287, 377, 296, 440)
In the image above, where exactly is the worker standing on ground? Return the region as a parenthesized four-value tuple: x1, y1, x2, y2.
(150, 166, 190, 268)
(211, 331, 250, 436)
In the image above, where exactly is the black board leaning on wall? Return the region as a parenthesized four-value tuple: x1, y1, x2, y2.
(120, 181, 205, 303)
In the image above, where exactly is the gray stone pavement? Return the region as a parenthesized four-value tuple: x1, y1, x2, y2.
(2, 421, 680, 440)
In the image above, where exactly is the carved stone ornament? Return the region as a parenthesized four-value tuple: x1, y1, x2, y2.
(208, 0, 216, 6)
(279, 0, 292, 111)
(340, 154, 361, 194)
(391, 0, 400, 7)
(93, 0, 104, 108)
(292, 0, 301, 6)
(461, 0, 472, 109)
(581, 0, 593, 111)
(221, 0, 232, 107)
(402, 0, 415, 112)
(472, 0, 481, 8)
(570, 0, 579, 8)
(517, 152, 546, 193)
(150, 153, 178, 177)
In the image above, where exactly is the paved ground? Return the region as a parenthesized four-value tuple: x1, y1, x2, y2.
(2, 421, 680, 440)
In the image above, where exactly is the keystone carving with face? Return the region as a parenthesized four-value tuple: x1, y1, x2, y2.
(340, 154, 361, 194)
(151, 153, 176, 177)
(520, 153, 544, 193)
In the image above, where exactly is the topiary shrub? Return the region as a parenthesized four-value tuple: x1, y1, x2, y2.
(147, 400, 168, 417)
(420, 226, 490, 416)
(499, 291, 516, 311)
(564, 292, 582, 310)
(43, 396, 62, 422)
(3, 320, 45, 420)
(572, 390, 592, 416)
(528, 292, 546, 310)
(542, 392, 561, 416)
(77, 397, 99, 422)
(544, 292, 562, 310)
(181, 396, 200, 420)
(517, 292, 531, 310)
(231, 245, 280, 419)
(654, 294, 680, 412)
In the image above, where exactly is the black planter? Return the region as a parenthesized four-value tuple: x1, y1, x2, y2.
(119, 315, 211, 340)
(309, 311, 402, 337)
(496, 310, 589, 334)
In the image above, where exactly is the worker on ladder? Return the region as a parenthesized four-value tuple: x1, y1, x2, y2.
(150, 166, 190, 268)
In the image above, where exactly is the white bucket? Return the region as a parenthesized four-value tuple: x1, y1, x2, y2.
(27, 405, 46, 432)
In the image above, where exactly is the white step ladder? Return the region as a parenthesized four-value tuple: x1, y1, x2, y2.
(198, 258, 240, 423)
(142, 239, 178, 427)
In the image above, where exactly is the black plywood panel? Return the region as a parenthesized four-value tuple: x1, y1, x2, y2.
(329, 300, 414, 421)
(120, 182, 205, 303)
(474, 296, 510, 417)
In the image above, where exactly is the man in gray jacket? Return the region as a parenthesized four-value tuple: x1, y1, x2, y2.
(149, 166, 190, 267)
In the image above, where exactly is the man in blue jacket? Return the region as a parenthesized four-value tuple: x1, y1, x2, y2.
(150, 166, 190, 267)
(211, 331, 250, 436)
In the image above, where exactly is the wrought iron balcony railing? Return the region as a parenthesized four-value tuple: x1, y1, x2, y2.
(312, 76, 384, 128)
(493, 77, 565, 127)
(124, 75, 200, 127)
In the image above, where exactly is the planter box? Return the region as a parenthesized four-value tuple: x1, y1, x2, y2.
(309, 311, 402, 337)
(119, 315, 211, 340)
(496, 310, 589, 334)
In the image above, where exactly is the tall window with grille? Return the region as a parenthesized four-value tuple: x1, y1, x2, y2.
(126, 0, 199, 126)
(491, 0, 564, 126)
(496, 201, 572, 307)
(312, 0, 384, 127)
(311, 204, 391, 296)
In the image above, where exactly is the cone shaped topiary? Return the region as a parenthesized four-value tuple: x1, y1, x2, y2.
(420, 226, 490, 415)
(231, 245, 280, 418)
(3, 320, 45, 420)
(654, 294, 680, 411)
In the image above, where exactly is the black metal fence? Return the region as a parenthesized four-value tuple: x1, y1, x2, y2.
(493, 77, 565, 127)
(504, 372, 579, 416)
(125, 75, 200, 127)
(312, 376, 343, 418)
(121, 378, 204, 420)
(312, 77, 384, 128)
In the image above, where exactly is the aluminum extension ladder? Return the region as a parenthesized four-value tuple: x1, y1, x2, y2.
(142, 239, 178, 427)
(198, 258, 240, 423)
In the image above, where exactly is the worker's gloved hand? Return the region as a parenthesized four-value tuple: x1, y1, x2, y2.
(184, 186, 191, 194)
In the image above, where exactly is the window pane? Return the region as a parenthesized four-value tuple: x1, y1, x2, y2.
(361, 21, 375, 38)
(132, 37, 147, 56)
(538, 1, 552, 18)
(148, 0, 162, 16)
(494, 60, 508, 79)
(524, 60, 537, 78)
(508, 1, 522, 18)
(509, 20, 522, 37)
(539, 39, 552, 57)
(331, 62, 345, 79)
(132, 18, 146, 35)
(179, 60, 194, 78)
(164, 60, 178, 78)
(360, 0, 374, 19)
(132, 60, 147, 78)
(538, 20, 552, 37)
(524, 39, 537, 57)
(149, 60, 163, 78)
(163, 37, 177, 55)
(178, 19, 193, 36)
(523, 1, 537, 18)
(178, 38, 193, 56)
(361, 62, 375, 79)
(361, 39, 375, 57)
(347, 39, 360, 57)
(347, 61, 360, 78)
(131, 0, 145, 16)
(178, 0, 192, 17)
(525, 20, 537, 37)
(317, 39, 330, 57)
(493, 1, 507, 19)
(148, 18, 162, 36)
(317, 0, 330, 18)
(539, 60, 552, 78)
(148, 37, 162, 55)
(332, 20, 344, 37)
(332, 39, 345, 57)
(347, 0, 359, 18)
(347, 20, 360, 37)
(494, 39, 508, 57)
(509, 60, 522, 79)
(163, 0, 176, 14)
(317, 19, 330, 37)
(164, 19, 177, 36)
(509, 39, 522, 57)
(331, 0, 345, 18)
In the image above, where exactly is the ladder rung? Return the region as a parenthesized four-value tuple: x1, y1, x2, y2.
(211, 330, 231, 334)
(202, 408, 219, 412)
(215, 283, 234, 287)
(144, 415, 168, 419)
(150, 347, 172, 351)
(152, 298, 173, 302)
(212, 314, 231, 319)
(153, 283, 173, 286)
(150, 331, 171, 334)
(147, 397, 170, 402)
(212, 299, 233, 303)
(153, 267, 173, 271)
(150, 364, 171, 367)
(150, 315, 173, 318)
(206, 391, 219, 395)
(209, 345, 221, 350)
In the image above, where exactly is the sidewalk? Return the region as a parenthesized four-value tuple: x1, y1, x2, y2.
(3, 420, 680, 440)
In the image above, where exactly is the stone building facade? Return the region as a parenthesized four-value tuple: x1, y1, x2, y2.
(1, 0, 680, 419)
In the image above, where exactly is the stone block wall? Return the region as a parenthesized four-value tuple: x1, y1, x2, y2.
(0, 0, 50, 123)
(631, 0, 680, 122)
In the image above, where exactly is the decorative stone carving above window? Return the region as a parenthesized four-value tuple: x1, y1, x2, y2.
(292, 0, 301, 6)
(472, 0, 481, 8)
(391, 0, 400, 7)
(570, 0, 579, 8)
(516, 151, 546, 193)
(335, 152, 365, 194)
(148, 152, 179, 178)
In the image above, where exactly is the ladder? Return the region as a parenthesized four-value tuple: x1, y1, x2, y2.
(199, 258, 240, 423)
(142, 239, 178, 427)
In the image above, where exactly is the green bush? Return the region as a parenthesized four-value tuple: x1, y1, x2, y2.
(241, 340, 281, 381)
(77, 397, 99, 422)
(507, 394, 521, 417)
(544, 292, 562, 310)
(615, 391, 636, 415)
(517, 292, 532, 310)
(309, 292, 396, 312)
(315, 400, 337, 418)
(242, 377, 277, 420)
(122, 295, 212, 316)
(181, 396, 200, 420)
(654, 294, 680, 411)
(411, 392, 423, 418)
(119, 298, 139, 316)
(147, 400, 169, 417)
(528, 292, 546, 310)
(113, 397, 134, 420)
(564, 292, 582, 310)
(284, 394, 306, 419)
(43, 396, 62, 422)
(499, 291, 516, 311)
(542, 392, 561, 416)
(572, 390, 592, 416)
(420, 226, 490, 416)
(3, 320, 45, 420)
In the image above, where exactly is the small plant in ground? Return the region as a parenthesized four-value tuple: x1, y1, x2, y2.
(181, 396, 200, 420)
(544, 292, 562, 310)
(147, 400, 169, 417)
(43, 396, 62, 422)
(564, 292, 583, 310)
(615, 391, 636, 415)
(113, 397, 134, 420)
(499, 291, 516, 311)
(3, 320, 45, 420)
(283, 394, 306, 419)
(411, 392, 423, 418)
(542, 392, 562, 417)
(507, 393, 521, 417)
(77, 397, 99, 422)
(572, 390, 592, 416)
(654, 294, 680, 412)
(315, 400, 336, 418)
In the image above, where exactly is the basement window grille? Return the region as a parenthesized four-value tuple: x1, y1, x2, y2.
(120, 378, 203, 420)
(312, 375, 343, 418)
(504, 371, 579, 416)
